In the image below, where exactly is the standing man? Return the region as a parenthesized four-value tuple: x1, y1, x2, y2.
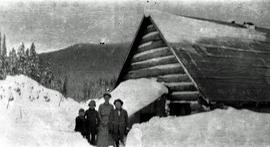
(109, 99, 129, 147)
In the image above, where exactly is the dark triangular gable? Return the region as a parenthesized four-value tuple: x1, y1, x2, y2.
(115, 15, 201, 102)
(115, 15, 151, 86)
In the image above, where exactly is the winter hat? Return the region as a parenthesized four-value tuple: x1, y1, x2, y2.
(79, 108, 85, 113)
(114, 99, 123, 106)
(103, 92, 111, 98)
(88, 100, 96, 107)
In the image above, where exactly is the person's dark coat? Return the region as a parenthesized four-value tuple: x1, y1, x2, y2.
(85, 108, 100, 134)
(108, 108, 129, 140)
(74, 116, 87, 137)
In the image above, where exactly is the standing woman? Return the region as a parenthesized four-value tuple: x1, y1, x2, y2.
(97, 93, 114, 147)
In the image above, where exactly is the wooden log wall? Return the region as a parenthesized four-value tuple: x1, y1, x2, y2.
(124, 22, 200, 102)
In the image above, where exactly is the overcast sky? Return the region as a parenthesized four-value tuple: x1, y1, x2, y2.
(0, 0, 269, 53)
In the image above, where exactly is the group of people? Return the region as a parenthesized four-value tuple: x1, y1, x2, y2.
(74, 93, 129, 147)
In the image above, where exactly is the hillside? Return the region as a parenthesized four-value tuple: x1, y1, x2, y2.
(39, 43, 130, 100)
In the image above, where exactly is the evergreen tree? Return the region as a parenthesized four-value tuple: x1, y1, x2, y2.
(17, 42, 26, 74)
(0, 32, 2, 79)
(62, 76, 68, 97)
(29, 43, 40, 81)
(2, 34, 7, 57)
(0, 32, 2, 55)
(25, 48, 30, 57)
(30, 43, 37, 57)
(17, 42, 25, 58)
(25, 48, 31, 76)
(0, 34, 8, 78)
(83, 82, 90, 100)
(8, 48, 17, 75)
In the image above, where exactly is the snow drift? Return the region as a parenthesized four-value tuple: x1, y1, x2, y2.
(0, 75, 90, 147)
(0, 75, 168, 146)
(95, 78, 168, 116)
(126, 108, 270, 147)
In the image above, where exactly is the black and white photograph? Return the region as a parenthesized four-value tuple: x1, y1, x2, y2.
(0, 0, 270, 146)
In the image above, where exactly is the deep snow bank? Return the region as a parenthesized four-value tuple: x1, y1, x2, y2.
(0, 76, 168, 146)
(0, 75, 90, 147)
(126, 108, 270, 147)
(95, 78, 168, 116)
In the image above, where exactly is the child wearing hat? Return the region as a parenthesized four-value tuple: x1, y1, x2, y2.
(109, 99, 129, 147)
(74, 108, 87, 138)
(85, 100, 100, 145)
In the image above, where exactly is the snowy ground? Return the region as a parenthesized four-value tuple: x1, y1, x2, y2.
(126, 108, 270, 147)
(0, 75, 90, 147)
(0, 75, 168, 147)
(3, 75, 269, 147)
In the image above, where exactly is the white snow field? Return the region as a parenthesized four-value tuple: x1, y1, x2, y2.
(0, 75, 91, 147)
(0, 75, 168, 146)
(126, 108, 270, 147)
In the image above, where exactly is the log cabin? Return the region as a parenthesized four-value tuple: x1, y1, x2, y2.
(115, 11, 270, 121)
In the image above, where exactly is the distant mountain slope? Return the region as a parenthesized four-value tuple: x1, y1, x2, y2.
(39, 43, 130, 100)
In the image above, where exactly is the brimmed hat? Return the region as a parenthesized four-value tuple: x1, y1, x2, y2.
(88, 100, 96, 107)
(103, 92, 111, 98)
(114, 99, 123, 106)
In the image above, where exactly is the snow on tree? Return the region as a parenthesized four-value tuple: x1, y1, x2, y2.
(0, 34, 8, 79)
(0, 34, 59, 96)
(17, 42, 27, 74)
(8, 48, 17, 75)
(28, 43, 40, 82)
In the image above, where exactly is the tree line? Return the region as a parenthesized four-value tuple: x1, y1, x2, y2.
(0, 33, 117, 101)
(0, 33, 68, 96)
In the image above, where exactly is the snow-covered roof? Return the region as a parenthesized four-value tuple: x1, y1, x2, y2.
(117, 10, 270, 102)
(149, 10, 266, 44)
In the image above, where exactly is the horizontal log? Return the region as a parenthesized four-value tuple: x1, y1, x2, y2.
(143, 31, 159, 39)
(170, 91, 200, 101)
(144, 24, 156, 34)
(132, 47, 172, 62)
(147, 24, 154, 30)
(157, 74, 190, 82)
(131, 56, 178, 71)
(140, 31, 161, 44)
(164, 82, 196, 91)
(137, 40, 166, 53)
(125, 64, 184, 79)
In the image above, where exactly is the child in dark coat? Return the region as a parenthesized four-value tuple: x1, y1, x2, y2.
(109, 99, 129, 147)
(74, 108, 87, 138)
(85, 100, 100, 145)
